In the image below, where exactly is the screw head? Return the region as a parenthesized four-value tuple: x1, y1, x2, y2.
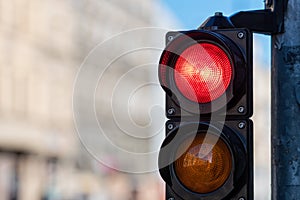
(168, 198, 175, 200)
(167, 35, 174, 41)
(238, 197, 245, 200)
(167, 108, 175, 115)
(215, 12, 223, 16)
(237, 31, 245, 39)
(238, 121, 246, 129)
(167, 123, 174, 130)
(237, 106, 245, 113)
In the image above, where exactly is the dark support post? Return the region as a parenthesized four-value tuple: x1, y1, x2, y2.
(271, 0, 300, 199)
(10, 153, 23, 200)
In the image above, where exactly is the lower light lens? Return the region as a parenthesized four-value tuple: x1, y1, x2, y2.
(174, 133, 232, 193)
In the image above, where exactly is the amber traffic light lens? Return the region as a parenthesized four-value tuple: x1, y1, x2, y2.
(174, 43, 232, 103)
(174, 133, 232, 193)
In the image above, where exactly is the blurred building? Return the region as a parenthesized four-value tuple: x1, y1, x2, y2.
(0, 0, 177, 200)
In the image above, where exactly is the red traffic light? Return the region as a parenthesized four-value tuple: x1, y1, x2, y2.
(159, 30, 251, 116)
(174, 42, 232, 103)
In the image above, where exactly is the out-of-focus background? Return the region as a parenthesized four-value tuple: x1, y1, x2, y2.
(0, 0, 270, 200)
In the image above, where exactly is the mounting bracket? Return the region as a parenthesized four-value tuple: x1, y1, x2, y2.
(230, 0, 286, 35)
(200, 0, 286, 35)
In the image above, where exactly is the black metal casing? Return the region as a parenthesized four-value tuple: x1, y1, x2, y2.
(158, 28, 254, 200)
(159, 29, 253, 120)
(159, 120, 253, 200)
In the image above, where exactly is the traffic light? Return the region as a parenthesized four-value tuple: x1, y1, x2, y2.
(158, 20, 253, 200)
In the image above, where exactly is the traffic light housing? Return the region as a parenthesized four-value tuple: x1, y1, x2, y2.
(159, 120, 253, 200)
(158, 28, 253, 200)
(159, 29, 252, 118)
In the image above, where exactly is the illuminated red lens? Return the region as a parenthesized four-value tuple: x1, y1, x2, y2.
(174, 43, 232, 103)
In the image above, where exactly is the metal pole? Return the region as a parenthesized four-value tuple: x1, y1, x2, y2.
(271, 0, 300, 199)
(10, 153, 22, 200)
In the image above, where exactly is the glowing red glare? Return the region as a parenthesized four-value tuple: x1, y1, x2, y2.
(174, 43, 232, 103)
